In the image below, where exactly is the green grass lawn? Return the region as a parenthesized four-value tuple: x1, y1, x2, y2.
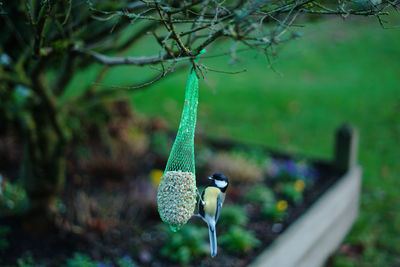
(65, 14, 400, 266)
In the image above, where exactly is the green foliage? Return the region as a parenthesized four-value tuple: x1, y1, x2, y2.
(0, 225, 10, 250)
(219, 226, 260, 254)
(16, 252, 35, 267)
(281, 182, 303, 204)
(160, 224, 208, 264)
(117, 255, 137, 267)
(331, 255, 357, 267)
(219, 205, 248, 227)
(262, 201, 288, 222)
(218, 205, 260, 254)
(62, 253, 135, 267)
(0, 180, 29, 216)
(243, 185, 275, 205)
(0, 85, 31, 129)
(63, 253, 98, 267)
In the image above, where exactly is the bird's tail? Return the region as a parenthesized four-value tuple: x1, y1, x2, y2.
(208, 223, 217, 258)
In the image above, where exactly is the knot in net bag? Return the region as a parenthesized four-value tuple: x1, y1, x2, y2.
(157, 52, 204, 232)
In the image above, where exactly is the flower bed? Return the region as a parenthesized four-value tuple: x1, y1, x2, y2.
(0, 111, 360, 267)
(250, 165, 361, 267)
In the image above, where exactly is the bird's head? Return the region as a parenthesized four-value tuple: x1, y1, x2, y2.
(209, 173, 229, 191)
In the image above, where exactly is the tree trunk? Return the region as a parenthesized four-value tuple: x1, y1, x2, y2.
(21, 99, 66, 233)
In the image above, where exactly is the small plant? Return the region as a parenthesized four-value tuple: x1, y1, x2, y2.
(218, 205, 260, 254)
(262, 200, 288, 222)
(219, 205, 249, 227)
(117, 254, 138, 267)
(160, 224, 208, 264)
(63, 253, 99, 267)
(281, 181, 305, 204)
(219, 226, 261, 254)
(243, 185, 275, 205)
(16, 251, 35, 267)
(0, 178, 29, 216)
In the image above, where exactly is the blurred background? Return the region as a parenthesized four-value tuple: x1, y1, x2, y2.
(0, 1, 399, 266)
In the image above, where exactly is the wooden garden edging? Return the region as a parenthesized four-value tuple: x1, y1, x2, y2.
(249, 125, 361, 267)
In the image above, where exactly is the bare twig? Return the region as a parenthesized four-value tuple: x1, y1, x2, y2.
(75, 48, 173, 66)
(92, 62, 178, 91)
(200, 64, 247, 74)
(33, 1, 53, 58)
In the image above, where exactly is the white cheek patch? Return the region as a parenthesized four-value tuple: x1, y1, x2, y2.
(215, 180, 227, 188)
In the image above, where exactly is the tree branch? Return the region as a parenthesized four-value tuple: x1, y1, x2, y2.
(75, 48, 178, 66)
(30, 59, 66, 143)
(33, 1, 53, 58)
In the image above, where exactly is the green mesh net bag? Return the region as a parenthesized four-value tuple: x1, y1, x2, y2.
(157, 51, 204, 232)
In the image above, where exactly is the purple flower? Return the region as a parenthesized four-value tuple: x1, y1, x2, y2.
(296, 161, 308, 176)
(284, 160, 297, 175)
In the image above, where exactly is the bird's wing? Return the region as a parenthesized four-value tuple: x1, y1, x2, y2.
(199, 189, 206, 217)
(215, 193, 223, 222)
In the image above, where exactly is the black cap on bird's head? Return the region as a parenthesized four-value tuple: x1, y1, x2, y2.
(210, 173, 228, 181)
(208, 173, 229, 191)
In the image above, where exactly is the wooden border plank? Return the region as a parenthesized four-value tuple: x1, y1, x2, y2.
(249, 166, 362, 267)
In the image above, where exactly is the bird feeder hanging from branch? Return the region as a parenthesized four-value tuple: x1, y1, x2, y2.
(157, 50, 205, 232)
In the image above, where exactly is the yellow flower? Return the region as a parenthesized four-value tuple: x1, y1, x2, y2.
(277, 200, 288, 212)
(294, 180, 305, 192)
(150, 169, 163, 186)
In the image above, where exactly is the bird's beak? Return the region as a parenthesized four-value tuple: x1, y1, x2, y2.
(208, 176, 213, 180)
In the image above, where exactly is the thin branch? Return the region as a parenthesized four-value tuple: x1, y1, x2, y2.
(154, 2, 191, 55)
(75, 48, 172, 66)
(33, 1, 53, 58)
(30, 59, 66, 143)
(196, 28, 225, 52)
(152, 32, 174, 57)
(200, 64, 247, 74)
(0, 73, 31, 88)
(92, 72, 166, 90)
(167, 13, 192, 55)
(92, 62, 177, 91)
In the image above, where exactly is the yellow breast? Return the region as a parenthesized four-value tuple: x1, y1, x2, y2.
(204, 187, 221, 216)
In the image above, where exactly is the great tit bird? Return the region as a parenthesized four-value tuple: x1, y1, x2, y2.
(198, 173, 229, 258)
